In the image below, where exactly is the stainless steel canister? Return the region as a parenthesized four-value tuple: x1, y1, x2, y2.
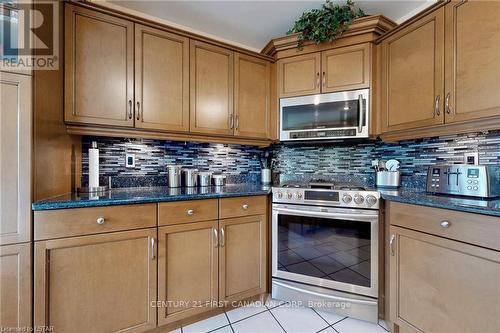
(182, 168, 199, 187)
(198, 172, 212, 187)
(167, 165, 182, 188)
(212, 175, 227, 186)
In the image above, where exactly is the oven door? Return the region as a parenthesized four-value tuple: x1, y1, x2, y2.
(272, 204, 378, 298)
(279, 89, 369, 141)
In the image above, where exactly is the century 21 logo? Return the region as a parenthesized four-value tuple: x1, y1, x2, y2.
(1, 1, 59, 69)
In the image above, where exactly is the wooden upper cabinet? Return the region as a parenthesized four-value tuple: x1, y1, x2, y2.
(34, 229, 157, 333)
(219, 215, 267, 302)
(0, 72, 31, 246)
(234, 53, 271, 139)
(135, 24, 190, 132)
(157, 221, 218, 325)
(277, 53, 321, 97)
(0, 243, 32, 330)
(65, 5, 134, 127)
(381, 8, 445, 132)
(321, 43, 371, 93)
(190, 40, 234, 135)
(444, 0, 500, 123)
(390, 226, 500, 333)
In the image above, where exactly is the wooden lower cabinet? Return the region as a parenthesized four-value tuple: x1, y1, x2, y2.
(389, 226, 500, 333)
(34, 228, 157, 333)
(157, 221, 219, 326)
(219, 215, 267, 302)
(0, 243, 32, 331)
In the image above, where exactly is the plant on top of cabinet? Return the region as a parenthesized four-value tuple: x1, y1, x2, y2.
(288, 0, 366, 49)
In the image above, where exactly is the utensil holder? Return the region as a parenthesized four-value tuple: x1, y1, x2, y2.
(376, 171, 401, 189)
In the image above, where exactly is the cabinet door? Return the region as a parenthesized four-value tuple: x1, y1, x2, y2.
(64, 5, 134, 127)
(190, 40, 234, 135)
(321, 43, 371, 93)
(277, 53, 321, 98)
(0, 72, 31, 245)
(157, 221, 218, 326)
(234, 53, 270, 139)
(34, 229, 157, 333)
(389, 226, 500, 333)
(444, 1, 500, 123)
(135, 25, 190, 132)
(381, 8, 445, 132)
(0, 243, 32, 330)
(219, 215, 267, 302)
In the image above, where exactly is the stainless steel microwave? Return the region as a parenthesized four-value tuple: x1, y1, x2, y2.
(279, 89, 369, 141)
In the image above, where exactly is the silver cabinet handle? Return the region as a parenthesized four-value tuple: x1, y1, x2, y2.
(358, 94, 364, 134)
(316, 72, 320, 88)
(445, 92, 453, 114)
(390, 234, 395, 256)
(220, 227, 225, 247)
(136, 101, 141, 120)
(96, 217, 105, 225)
(213, 228, 218, 247)
(151, 237, 156, 260)
(434, 95, 440, 116)
(322, 71, 326, 86)
(242, 204, 249, 210)
(229, 114, 234, 129)
(440, 220, 451, 229)
(187, 209, 194, 216)
(128, 100, 133, 119)
(235, 115, 239, 130)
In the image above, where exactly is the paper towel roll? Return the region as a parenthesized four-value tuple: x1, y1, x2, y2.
(89, 142, 99, 188)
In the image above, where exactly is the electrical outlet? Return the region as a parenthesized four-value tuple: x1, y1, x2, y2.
(464, 152, 479, 165)
(126, 154, 135, 168)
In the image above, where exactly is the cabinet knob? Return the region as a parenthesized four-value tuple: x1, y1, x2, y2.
(440, 220, 451, 228)
(242, 204, 249, 210)
(96, 217, 105, 225)
(187, 209, 194, 216)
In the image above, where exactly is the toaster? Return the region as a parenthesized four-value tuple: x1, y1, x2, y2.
(426, 164, 500, 198)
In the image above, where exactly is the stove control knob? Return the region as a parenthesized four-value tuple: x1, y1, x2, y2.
(366, 195, 377, 206)
(354, 194, 365, 205)
(287, 192, 293, 199)
(342, 194, 352, 203)
(277, 191, 283, 199)
(296, 192, 303, 199)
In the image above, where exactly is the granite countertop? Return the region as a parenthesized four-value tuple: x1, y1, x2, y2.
(379, 188, 500, 217)
(32, 183, 500, 217)
(32, 184, 271, 211)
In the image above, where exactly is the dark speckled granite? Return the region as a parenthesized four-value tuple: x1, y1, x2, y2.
(32, 184, 271, 211)
(380, 188, 500, 217)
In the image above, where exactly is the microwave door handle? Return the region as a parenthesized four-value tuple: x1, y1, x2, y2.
(358, 94, 364, 133)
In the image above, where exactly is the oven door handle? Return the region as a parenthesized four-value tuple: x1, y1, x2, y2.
(274, 207, 378, 222)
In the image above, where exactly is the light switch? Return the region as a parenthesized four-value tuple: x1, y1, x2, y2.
(126, 153, 135, 168)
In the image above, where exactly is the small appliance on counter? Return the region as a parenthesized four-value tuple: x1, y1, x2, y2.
(427, 164, 500, 198)
(373, 159, 401, 189)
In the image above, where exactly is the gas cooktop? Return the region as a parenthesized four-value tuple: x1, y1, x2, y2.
(273, 181, 380, 209)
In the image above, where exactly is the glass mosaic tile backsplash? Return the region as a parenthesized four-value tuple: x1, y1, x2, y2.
(82, 130, 500, 189)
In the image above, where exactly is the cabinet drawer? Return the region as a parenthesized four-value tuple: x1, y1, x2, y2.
(388, 202, 500, 251)
(158, 199, 218, 226)
(34, 204, 157, 240)
(219, 196, 267, 219)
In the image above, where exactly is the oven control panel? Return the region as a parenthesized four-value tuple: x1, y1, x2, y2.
(272, 187, 380, 209)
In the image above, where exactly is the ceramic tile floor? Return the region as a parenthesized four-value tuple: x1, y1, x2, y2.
(168, 296, 390, 333)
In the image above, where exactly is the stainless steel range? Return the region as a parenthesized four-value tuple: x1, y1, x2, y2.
(271, 182, 380, 322)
